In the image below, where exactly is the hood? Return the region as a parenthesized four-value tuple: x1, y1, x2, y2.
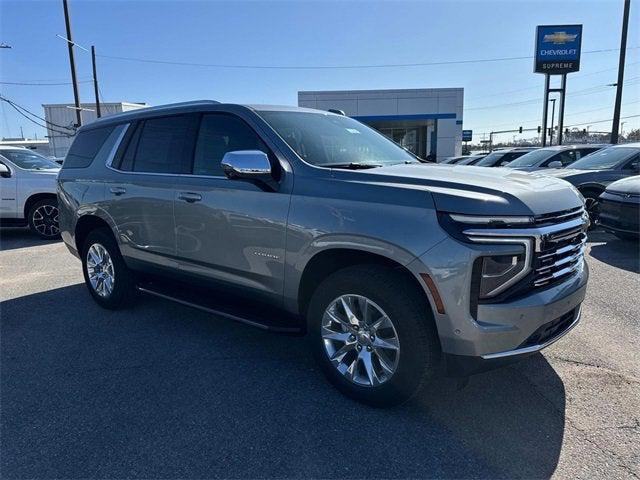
(606, 175, 640, 194)
(355, 164, 583, 216)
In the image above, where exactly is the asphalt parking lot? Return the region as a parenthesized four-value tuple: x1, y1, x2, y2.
(1, 228, 638, 479)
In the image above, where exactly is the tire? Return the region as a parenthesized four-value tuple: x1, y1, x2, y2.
(27, 198, 60, 239)
(579, 189, 603, 227)
(308, 264, 441, 407)
(81, 227, 137, 309)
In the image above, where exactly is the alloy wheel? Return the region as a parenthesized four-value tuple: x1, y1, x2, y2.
(321, 294, 400, 387)
(86, 243, 115, 298)
(32, 205, 59, 237)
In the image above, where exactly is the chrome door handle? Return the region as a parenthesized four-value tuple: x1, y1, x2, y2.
(110, 186, 126, 196)
(178, 192, 202, 203)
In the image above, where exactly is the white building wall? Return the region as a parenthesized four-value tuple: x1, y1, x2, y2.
(44, 102, 148, 157)
(298, 88, 463, 161)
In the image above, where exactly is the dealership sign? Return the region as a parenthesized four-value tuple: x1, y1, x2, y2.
(534, 25, 582, 74)
(462, 130, 472, 141)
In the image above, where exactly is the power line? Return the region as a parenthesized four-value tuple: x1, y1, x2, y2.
(473, 114, 640, 136)
(0, 80, 93, 86)
(0, 94, 75, 135)
(95, 46, 639, 70)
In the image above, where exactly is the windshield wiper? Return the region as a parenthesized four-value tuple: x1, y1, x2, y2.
(323, 162, 383, 170)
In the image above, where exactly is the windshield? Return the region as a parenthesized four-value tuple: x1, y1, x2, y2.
(567, 146, 639, 170)
(258, 111, 418, 167)
(507, 149, 557, 168)
(476, 151, 506, 166)
(457, 155, 483, 165)
(0, 150, 60, 170)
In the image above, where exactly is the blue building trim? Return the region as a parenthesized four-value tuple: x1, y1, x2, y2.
(456, 120, 463, 125)
(352, 113, 457, 122)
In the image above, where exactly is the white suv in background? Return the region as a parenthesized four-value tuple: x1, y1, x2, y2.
(0, 146, 61, 238)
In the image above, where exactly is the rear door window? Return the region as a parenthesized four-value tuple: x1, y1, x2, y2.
(64, 126, 115, 168)
(131, 115, 198, 174)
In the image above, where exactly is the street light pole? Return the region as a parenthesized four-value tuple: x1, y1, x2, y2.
(611, 0, 631, 144)
(62, 0, 82, 127)
(91, 46, 101, 118)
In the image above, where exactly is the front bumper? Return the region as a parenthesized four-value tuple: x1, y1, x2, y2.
(407, 217, 589, 376)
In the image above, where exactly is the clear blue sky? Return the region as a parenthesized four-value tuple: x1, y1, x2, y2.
(1, 0, 638, 143)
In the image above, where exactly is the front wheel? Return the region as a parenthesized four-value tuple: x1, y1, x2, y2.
(308, 265, 441, 407)
(81, 228, 137, 309)
(28, 198, 60, 239)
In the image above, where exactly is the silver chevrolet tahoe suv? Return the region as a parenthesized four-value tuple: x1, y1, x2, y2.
(58, 101, 589, 406)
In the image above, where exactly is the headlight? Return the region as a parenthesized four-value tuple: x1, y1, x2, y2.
(473, 253, 528, 299)
(438, 212, 534, 242)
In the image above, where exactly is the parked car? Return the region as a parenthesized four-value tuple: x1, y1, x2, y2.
(0, 146, 61, 238)
(597, 176, 639, 241)
(455, 154, 487, 166)
(542, 143, 640, 221)
(505, 144, 608, 172)
(440, 155, 467, 164)
(58, 101, 589, 407)
(474, 147, 538, 167)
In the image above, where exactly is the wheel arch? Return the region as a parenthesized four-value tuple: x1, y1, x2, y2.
(296, 247, 434, 323)
(74, 214, 116, 254)
(23, 192, 57, 219)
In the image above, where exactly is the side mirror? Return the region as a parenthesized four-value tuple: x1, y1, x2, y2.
(547, 160, 563, 169)
(221, 150, 275, 189)
(0, 164, 10, 178)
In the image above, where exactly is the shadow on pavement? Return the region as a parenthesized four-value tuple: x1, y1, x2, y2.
(0, 227, 60, 252)
(1, 284, 566, 479)
(588, 231, 639, 274)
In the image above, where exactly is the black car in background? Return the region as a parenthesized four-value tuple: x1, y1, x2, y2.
(597, 176, 640, 241)
(440, 155, 468, 164)
(474, 147, 537, 167)
(543, 143, 640, 221)
(505, 144, 608, 172)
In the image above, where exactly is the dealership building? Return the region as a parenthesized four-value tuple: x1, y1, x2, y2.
(298, 88, 464, 161)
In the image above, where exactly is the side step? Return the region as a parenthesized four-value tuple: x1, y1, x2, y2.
(136, 281, 303, 334)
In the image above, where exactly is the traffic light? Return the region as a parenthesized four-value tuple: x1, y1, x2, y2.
(537, 126, 542, 133)
(518, 126, 523, 133)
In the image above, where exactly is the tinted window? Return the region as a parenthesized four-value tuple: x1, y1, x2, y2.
(65, 126, 115, 168)
(476, 152, 507, 167)
(507, 149, 555, 168)
(117, 123, 141, 171)
(568, 146, 640, 170)
(193, 114, 269, 176)
(132, 115, 196, 174)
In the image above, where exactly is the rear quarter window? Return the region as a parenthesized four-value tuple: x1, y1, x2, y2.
(64, 126, 116, 168)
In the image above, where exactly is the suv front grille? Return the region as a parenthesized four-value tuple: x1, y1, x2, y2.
(533, 223, 586, 288)
(533, 206, 584, 226)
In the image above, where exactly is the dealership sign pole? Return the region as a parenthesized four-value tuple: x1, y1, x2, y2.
(535, 25, 582, 146)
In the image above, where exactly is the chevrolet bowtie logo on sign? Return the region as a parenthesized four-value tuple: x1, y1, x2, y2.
(543, 32, 579, 44)
(535, 24, 583, 75)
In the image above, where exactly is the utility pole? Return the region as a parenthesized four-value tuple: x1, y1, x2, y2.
(611, 0, 631, 144)
(91, 46, 101, 118)
(62, 0, 82, 127)
(549, 98, 556, 146)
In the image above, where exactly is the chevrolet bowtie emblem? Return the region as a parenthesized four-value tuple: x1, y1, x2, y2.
(543, 31, 578, 44)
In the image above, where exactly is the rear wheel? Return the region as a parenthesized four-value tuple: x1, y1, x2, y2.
(27, 198, 60, 239)
(81, 228, 137, 309)
(308, 265, 440, 407)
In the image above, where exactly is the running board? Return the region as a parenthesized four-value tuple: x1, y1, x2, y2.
(136, 283, 302, 334)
